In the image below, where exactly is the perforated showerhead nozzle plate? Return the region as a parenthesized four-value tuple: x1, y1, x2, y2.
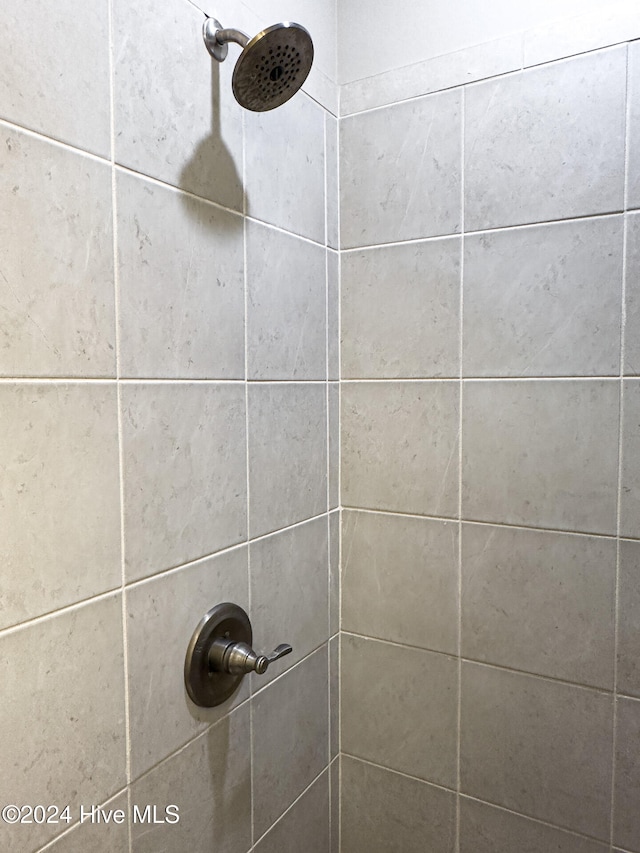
(232, 23, 314, 112)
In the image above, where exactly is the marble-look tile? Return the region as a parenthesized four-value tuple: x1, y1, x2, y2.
(460, 797, 608, 853)
(524, 4, 640, 68)
(113, 0, 244, 210)
(117, 170, 244, 379)
(342, 511, 458, 654)
(340, 90, 462, 248)
(252, 648, 329, 838)
(626, 213, 640, 375)
(341, 756, 456, 853)
(342, 635, 457, 787)
(465, 49, 627, 231)
(250, 518, 328, 686)
(461, 524, 616, 688)
(342, 238, 461, 378)
(0, 596, 126, 852)
(0, 384, 120, 630)
(629, 43, 640, 210)
(121, 383, 246, 582)
(329, 510, 339, 636)
(245, 93, 325, 242)
(127, 547, 249, 779)
(341, 381, 459, 517)
(618, 540, 640, 697)
(248, 383, 327, 537)
(330, 637, 339, 760)
(254, 770, 330, 853)
(43, 793, 129, 853)
(613, 697, 640, 851)
(621, 380, 640, 538)
(340, 36, 521, 116)
(460, 663, 613, 839)
(329, 382, 339, 509)
(131, 705, 251, 853)
(328, 251, 339, 380)
(0, 0, 110, 155)
(247, 222, 326, 380)
(463, 218, 623, 377)
(326, 115, 339, 250)
(462, 380, 620, 534)
(0, 129, 115, 377)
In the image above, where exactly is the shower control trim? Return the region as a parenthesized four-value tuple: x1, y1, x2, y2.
(184, 602, 293, 707)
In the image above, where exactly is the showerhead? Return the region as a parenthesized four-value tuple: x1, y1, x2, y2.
(203, 18, 314, 112)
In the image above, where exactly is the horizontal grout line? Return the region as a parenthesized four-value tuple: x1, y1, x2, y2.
(0, 376, 635, 386)
(339, 210, 632, 251)
(0, 588, 122, 641)
(341, 506, 627, 541)
(250, 640, 330, 699)
(0, 116, 111, 164)
(35, 786, 130, 852)
(340, 752, 456, 795)
(339, 39, 633, 118)
(341, 630, 618, 695)
(341, 376, 628, 382)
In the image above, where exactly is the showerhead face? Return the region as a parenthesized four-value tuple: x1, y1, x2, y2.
(232, 23, 314, 112)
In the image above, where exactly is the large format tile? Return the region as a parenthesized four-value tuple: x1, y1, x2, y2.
(465, 49, 627, 231)
(463, 218, 623, 377)
(0, 596, 126, 852)
(329, 510, 339, 636)
(460, 798, 608, 853)
(254, 770, 330, 853)
(618, 540, 640, 697)
(460, 663, 614, 839)
(328, 251, 339, 380)
(329, 383, 339, 509)
(613, 697, 640, 851)
(0, 129, 115, 377)
(44, 793, 129, 853)
(341, 238, 461, 378)
(127, 547, 249, 778)
(0, 0, 110, 155)
(252, 648, 329, 838)
(331, 759, 339, 853)
(341, 756, 456, 853)
(629, 43, 640, 210)
(0, 384, 120, 630)
(461, 524, 616, 688)
(342, 381, 459, 517)
(621, 380, 640, 538)
(462, 380, 619, 534)
(113, 0, 244, 210)
(250, 517, 329, 685)
(245, 92, 325, 242)
(340, 90, 462, 248)
(330, 637, 339, 760)
(122, 383, 247, 582)
(247, 222, 327, 380)
(342, 511, 458, 654)
(626, 213, 640, 375)
(117, 170, 244, 379)
(131, 705, 251, 853)
(341, 634, 457, 788)
(248, 383, 327, 537)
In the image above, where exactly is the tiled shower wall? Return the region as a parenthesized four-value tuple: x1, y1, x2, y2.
(339, 38, 640, 853)
(0, 1, 339, 852)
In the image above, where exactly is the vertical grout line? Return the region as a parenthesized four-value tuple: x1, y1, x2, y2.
(336, 108, 343, 853)
(108, 2, 132, 851)
(610, 39, 631, 853)
(242, 108, 255, 852)
(456, 83, 466, 853)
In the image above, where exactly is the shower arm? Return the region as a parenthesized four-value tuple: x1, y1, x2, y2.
(203, 18, 249, 62)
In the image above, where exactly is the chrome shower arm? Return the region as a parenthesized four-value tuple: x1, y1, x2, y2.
(216, 28, 249, 49)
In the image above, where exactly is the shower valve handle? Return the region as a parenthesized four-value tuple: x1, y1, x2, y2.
(209, 638, 293, 676)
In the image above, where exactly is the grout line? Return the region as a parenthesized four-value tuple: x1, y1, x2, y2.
(341, 376, 626, 382)
(336, 102, 343, 853)
(341, 505, 627, 541)
(610, 39, 632, 853)
(34, 787, 131, 852)
(324, 107, 333, 845)
(455, 82, 465, 853)
(341, 630, 620, 695)
(339, 210, 626, 252)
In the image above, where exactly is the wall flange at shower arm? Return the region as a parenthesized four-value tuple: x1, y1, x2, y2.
(203, 17, 314, 112)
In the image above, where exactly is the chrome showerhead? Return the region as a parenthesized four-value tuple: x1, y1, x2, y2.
(203, 18, 314, 112)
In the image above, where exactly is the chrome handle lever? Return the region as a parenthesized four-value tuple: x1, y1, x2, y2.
(209, 638, 293, 676)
